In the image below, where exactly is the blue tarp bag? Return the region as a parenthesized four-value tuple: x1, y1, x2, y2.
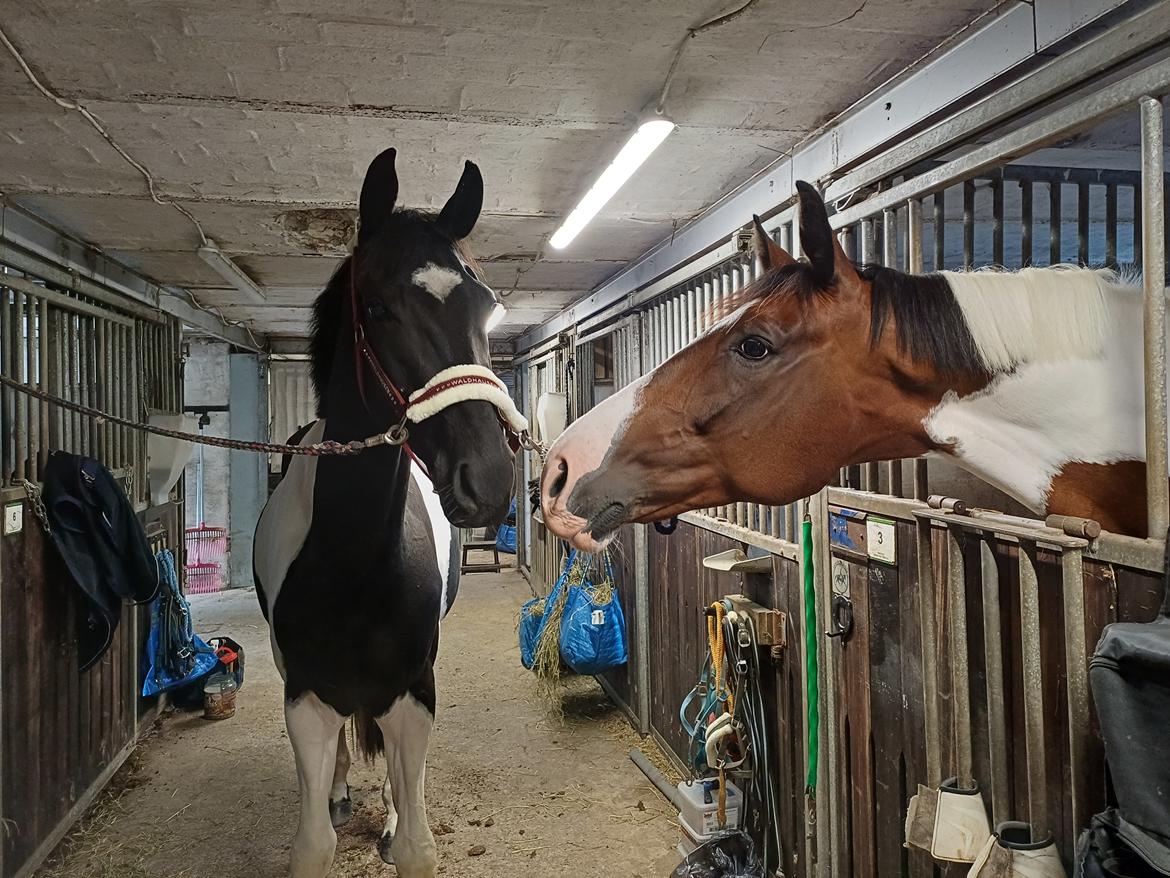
(518, 548, 578, 669)
(518, 594, 543, 670)
(495, 524, 517, 554)
(559, 554, 628, 675)
(142, 550, 218, 697)
(496, 500, 517, 553)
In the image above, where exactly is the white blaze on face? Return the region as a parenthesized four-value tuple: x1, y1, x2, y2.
(541, 373, 649, 543)
(411, 263, 462, 302)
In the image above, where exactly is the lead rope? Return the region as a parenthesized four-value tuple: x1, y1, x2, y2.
(0, 372, 420, 458)
(803, 502, 819, 828)
(707, 600, 733, 827)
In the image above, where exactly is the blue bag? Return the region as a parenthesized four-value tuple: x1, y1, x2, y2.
(518, 548, 578, 669)
(495, 524, 517, 554)
(559, 554, 628, 675)
(142, 550, 219, 697)
(518, 594, 544, 669)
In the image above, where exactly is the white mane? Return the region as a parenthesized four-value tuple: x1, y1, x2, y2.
(940, 264, 1118, 373)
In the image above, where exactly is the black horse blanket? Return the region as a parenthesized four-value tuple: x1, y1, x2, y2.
(42, 452, 159, 670)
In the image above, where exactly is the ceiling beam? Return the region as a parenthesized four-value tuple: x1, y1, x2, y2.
(0, 200, 263, 351)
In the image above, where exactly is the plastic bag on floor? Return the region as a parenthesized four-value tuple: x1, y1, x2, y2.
(672, 831, 763, 878)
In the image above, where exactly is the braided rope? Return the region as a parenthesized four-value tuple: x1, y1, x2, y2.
(0, 373, 397, 457)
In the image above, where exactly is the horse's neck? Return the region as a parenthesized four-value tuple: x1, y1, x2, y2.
(921, 284, 1155, 517)
(315, 347, 412, 553)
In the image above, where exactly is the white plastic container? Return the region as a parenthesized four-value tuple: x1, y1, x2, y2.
(676, 779, 742, 836)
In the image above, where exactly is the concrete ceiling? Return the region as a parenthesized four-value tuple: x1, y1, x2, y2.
(0, 0, 999, 341)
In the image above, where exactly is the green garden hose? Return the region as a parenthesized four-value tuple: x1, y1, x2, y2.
(802, 515, 819, 801)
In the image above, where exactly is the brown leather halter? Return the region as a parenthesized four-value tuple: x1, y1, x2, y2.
(348, 250, 525, 481)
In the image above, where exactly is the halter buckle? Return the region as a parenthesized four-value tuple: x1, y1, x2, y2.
(384, 423, 410, 446)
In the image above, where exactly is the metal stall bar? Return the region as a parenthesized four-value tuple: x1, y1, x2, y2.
(1078, 182, 1090, 264)
(23, 290, 38, 480)
(47, 307, 61, 462)
(96, 318, 108, 466)
(13, 289, 27, 481)
(933, 188, 945, 271)
(915, 515, 942, 787)
(1106, 183, 1118, 267)
(993, 179, 1005, 266)
(37, 299, 48, 477)
(1049, 183, 1062, 266)
(731, 265, 746, 528)
(0, 284, 10, 488)
(946, 526, 974, 786)
(860, 217, 880, 493)
(1021, 181, 1034, 267)
(25, 293, 40, 480)
(907, 199, 929, 499)
(1134, 182, 1143, 265)
(963, 181, 975, 269)
(980, 537, 1010, 823)
(878, 205, 906, 500)
(1061, 547, 1090, 844)
(1018, 541, 1049, 838)
(1140, 96, 1168, 537)
(68, 313, 80, 454)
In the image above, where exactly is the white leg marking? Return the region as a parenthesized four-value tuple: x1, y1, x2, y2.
(378, 768, 399, 859)
(376, 696, 437, 878)
(328, 728, 353, 828)
(286, 693, 346, 878)
(411, 263, 461, 301)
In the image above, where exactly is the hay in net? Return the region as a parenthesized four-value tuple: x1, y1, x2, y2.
(531, 557, 582, 695)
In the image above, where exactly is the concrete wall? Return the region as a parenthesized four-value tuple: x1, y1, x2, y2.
(228, 352, 268, 589)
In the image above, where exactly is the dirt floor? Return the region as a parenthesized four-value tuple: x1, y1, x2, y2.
(36, 566, 682, 878)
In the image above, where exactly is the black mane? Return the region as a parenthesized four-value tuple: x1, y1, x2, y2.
(309, 258, 351, 417)
(740, 261, 990, 379)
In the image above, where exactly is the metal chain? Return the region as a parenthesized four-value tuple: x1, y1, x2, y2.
(22, 479, 50, 534)
(0, 373, 410, 458)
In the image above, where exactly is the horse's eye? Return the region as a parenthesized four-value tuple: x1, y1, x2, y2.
(365, 300, 388, 321)
(736, 336, 772, 361)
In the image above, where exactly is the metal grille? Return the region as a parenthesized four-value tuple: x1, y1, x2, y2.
(1, 265, 182, 504)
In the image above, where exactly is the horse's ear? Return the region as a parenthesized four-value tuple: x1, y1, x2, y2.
(795, 180, 857, 289)
(359, 148, 399, 244)
(752, 215, 795, 271)
(437, 160, 483, 240)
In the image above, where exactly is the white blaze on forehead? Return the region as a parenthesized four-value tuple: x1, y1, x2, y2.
(411, 263, 462, 301)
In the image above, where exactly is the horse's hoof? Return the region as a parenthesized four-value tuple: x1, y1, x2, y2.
(329, 788, 353, 828)
(377, 831, 394, 865)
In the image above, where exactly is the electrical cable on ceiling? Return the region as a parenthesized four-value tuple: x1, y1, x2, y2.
(656, 0, 762, 115)
(0, 24, 266, 347)
(0, 24, 209, 246)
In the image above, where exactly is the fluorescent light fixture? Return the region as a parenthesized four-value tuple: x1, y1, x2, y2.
(197, 238, 266, 302)
(549, 116, 675, 250)
(485, 302, 507, 332)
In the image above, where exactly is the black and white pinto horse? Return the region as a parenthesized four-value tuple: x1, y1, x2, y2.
(253, 148, 523, 878)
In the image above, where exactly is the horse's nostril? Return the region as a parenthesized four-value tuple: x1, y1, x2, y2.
(549, 459, 568, 498)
